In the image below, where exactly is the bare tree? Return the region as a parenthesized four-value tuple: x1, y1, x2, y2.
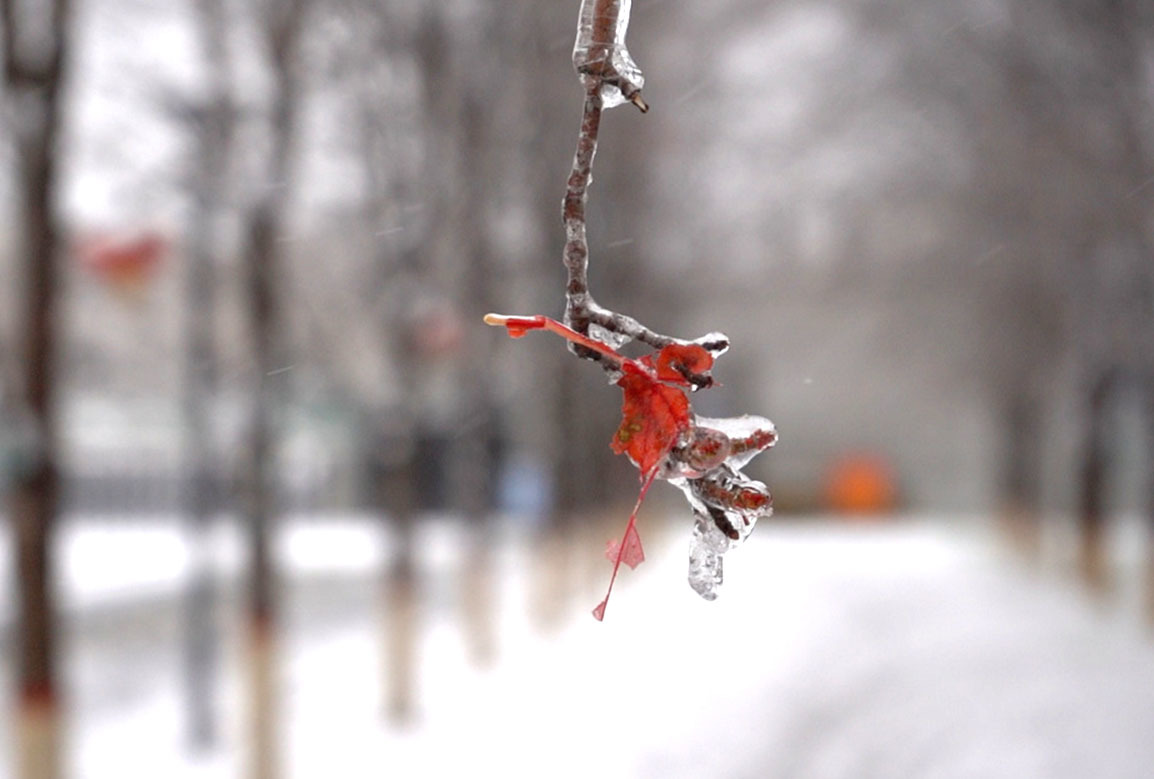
(237, 0, 310, 774)
(2, 0, 72, 776)
(178, 0, 236, 749)
(1052, 0, 1154, 592)
(337, 0, 426, 722)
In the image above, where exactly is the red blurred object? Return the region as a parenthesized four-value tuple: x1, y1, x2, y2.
(410, 304, 464, 358)
(77, 232, 166, 293)
(824, 452, 898, 516)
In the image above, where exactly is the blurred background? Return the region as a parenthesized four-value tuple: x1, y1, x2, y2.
(2, 0, 1154, 776)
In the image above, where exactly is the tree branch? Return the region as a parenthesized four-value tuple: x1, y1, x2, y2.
(562, 0, 722, 366)
(1, 0, 70, 88)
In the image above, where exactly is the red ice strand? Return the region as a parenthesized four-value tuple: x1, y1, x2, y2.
(592, 467, 659, 621)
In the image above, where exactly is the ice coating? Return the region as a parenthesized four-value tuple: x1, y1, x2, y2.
(677, 465, 772, 599)
(692, 331, 731, 357)
(666, 415, 776, 600)
(589, 321, 632, 352)
(693, 414, 777, 471)
(573, 0, 644, 109)
(659, 414, 777, 481)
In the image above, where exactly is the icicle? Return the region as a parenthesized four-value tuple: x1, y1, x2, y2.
(687, 508, 728, 600)
(573, 0, 645, 110)
(673, 463, 773, 600)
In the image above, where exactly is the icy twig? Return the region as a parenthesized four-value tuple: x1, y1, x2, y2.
(562, 2, 714, 363)
(561, 80, 604, 344)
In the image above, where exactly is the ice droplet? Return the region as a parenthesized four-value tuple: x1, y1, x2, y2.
(572, 0, 644, 109)
(589, 321, 632, 352)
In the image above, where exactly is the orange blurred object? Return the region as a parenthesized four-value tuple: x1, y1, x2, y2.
(824, 453, 897, 516)
(78, 232, 166, 294)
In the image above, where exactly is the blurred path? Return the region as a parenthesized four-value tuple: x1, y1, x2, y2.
(2, 516, 1153, 778)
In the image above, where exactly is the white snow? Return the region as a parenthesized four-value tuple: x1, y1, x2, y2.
(1, 515, 1153, 778)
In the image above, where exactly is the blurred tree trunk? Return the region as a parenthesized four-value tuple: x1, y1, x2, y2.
(381, 450, 418, 723)
(1146, 383, 1154, 623)
(456, 85, 500, 666)
(180, 0, 234, 750)
(1078, 372, 1112, 593)
(2, 1, 71, 776)
(353, 53, 423, 721)
(408, 3, 502, 664)
(998, 390, 1043, 555)
(238, 1, 308, 775)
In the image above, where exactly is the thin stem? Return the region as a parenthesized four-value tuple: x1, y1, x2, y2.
(592, 466, 657, 621)
(484, 313, 628, 371)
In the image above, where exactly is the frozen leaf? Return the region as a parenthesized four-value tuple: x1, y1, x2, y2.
(611, 369, 691, 475)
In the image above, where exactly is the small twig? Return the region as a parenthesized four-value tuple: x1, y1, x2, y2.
(561, 80, 603, 340)
(586, 305, 676, 350)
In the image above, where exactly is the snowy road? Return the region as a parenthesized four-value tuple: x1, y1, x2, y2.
(2, 516, 1153, 778)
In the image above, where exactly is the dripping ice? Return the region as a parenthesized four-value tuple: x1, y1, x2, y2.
(665, 414, 777, 601)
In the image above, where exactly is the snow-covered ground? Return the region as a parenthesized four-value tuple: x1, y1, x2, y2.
(2, 514, 1153, 778)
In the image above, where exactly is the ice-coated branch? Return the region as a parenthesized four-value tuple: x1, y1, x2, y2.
(563, 0, 723, 363)
(486, 0, 779, 619)
(561, 80, 603, 344)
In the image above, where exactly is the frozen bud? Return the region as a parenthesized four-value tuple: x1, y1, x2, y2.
(573, 0, 645, 110)
(681, 426, 731, 476)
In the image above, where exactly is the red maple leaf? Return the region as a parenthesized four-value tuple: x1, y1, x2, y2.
(610, 368, 691, 475)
